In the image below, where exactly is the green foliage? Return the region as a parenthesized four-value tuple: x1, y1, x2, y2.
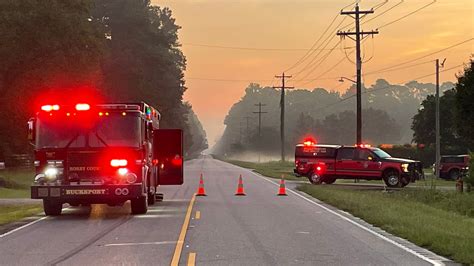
(0, 0, 208, 156)
(466, 152, 474, 188)
(412, 89, 463, 147)
(0, 0, 105, 153)
(454, 59, 474, 150)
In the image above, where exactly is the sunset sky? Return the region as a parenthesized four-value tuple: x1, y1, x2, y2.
(153, 0, 473, 146)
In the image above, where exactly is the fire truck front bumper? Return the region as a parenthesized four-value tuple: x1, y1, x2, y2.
(31, 184, 144, 201)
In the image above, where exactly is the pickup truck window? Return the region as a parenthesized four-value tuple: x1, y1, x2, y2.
(355, 149, 374, 161)
(337, 148, 355, 160)
(372, 148, 391, 159)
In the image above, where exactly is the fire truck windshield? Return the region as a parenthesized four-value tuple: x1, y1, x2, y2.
(36, 114, 141, 149)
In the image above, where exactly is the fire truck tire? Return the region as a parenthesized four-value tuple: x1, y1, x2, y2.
(43, 199, 63, 216)
(383, 170, 402, 188)
(309, 172, 322, 185)
(131, 196, 148, 215)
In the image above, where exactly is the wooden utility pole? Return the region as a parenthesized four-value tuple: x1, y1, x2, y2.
(337, 4, 378, 145)
(253, 103, 267, 137)
(435, 58, 446, 179)
(274, 73, 294, 161)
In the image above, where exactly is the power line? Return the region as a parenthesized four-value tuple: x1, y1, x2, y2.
(181, 43, 341, 52)
(283, 14, 340, 72)
(364, 59, 434, 76)
(283, 0, 359, 73)
(365, 37, 474, 74)
(376, 0, 437, 30)
(361, 0, 404, 26)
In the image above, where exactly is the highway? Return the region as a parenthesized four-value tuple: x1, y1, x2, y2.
(0, 156, 449, 265)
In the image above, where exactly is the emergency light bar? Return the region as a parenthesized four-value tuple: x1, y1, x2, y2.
(75, 103, 90, 111)
(41, 105, 60, 112)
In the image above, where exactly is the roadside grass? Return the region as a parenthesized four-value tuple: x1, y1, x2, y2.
(223, 160, 305, 181)
(0, 168, 33, 198)
(0, 204, 43, 226)
(298, 185, 474, 264)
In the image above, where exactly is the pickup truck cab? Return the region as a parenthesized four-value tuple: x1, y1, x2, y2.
(295, 143, 424, 188)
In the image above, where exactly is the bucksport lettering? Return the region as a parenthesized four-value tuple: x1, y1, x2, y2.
(65, 189, 106, 195)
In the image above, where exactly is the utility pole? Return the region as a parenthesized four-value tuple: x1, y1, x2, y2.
(337, 4, 378, 145)
(243, 116, 252, 142)
(435, 58, 446, 179)
(253, 103, 267, 137)
(253, 103, 267, 163)
(274, 73, 294, 162)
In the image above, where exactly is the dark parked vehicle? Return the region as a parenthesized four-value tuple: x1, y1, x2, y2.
(434, 155, 469, 180)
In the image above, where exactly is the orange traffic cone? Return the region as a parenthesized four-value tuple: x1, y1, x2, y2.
(196, 174, 207, 196)
(235, 175, 246, 196)
(277, 175, 287, 196)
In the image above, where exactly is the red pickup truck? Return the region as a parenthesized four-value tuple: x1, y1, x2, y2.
(294, 143, 424, 188)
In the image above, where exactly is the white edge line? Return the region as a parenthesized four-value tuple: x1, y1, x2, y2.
(0, 206, 73, 238)
(247, 169, 446, 266)
(0, 216, 48, 238)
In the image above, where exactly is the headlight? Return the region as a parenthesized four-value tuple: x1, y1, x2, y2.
(401, 163, 409, 173)
(44, 167, 58, 181)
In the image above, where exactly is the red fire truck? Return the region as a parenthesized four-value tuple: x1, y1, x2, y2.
(28, 101, 183, 216)
(295, 141, 424, 187)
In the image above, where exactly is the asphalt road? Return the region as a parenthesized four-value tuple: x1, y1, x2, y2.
(0, 156, 449, 266)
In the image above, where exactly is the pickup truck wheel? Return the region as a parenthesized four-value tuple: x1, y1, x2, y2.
(383, 170, 401, 188)
(43, 199, 63, 216)
(309, 172, 322, 185)
(131, 195, 148, 215)
(449, 169, 460, 180)
(324, 178, 336, 184)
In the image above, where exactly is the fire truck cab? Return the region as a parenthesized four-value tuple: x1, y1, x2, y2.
(28, 102, 183, 216)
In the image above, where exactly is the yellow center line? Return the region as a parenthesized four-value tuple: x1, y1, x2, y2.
(195, 211, 201, 220)
(187, 253, 196, 266)
(170, 193, 196, 266)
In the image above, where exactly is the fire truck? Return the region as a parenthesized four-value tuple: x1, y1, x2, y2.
(294, 141, 424, 188)
(28, 101, 183, 216)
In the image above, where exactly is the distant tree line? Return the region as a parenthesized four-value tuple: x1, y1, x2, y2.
(0, 0, 207, 158)
(213, 77, 456, 157)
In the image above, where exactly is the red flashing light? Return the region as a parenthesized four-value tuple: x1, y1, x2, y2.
(110, 159, 128, 167)
(356, 144, 371, 148)
(303, 141, 315, 146)
(41, 105, 60, 112)
(316, 166, 322, 171)
(75, 103, 90, 111)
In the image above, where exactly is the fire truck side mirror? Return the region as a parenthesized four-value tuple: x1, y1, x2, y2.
(27, 118, 35, 143)
(153, 129, 183, 185)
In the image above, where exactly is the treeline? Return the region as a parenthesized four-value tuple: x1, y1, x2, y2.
(0, 0, 207, 158)
(213, 78, 455, 157)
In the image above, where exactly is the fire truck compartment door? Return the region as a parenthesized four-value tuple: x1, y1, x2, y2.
(153, 129, 184, 185)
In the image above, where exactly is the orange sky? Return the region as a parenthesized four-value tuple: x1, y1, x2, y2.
(152, 0, 473, 146)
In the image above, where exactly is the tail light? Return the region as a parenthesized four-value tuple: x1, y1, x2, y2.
(110, 159, 128, 167)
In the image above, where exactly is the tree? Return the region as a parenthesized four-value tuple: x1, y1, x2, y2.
(412, 89, 461, 147)
(0, 0, 105, 154)
(454, 58, 474, 150)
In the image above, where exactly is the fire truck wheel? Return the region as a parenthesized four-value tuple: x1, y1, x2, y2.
(43, 199, 63, 216)
(309, 172, 322, 185)
(131, 196, 148, 215)
(383, 170, 401, 188)
(324, 178, 336, 184)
